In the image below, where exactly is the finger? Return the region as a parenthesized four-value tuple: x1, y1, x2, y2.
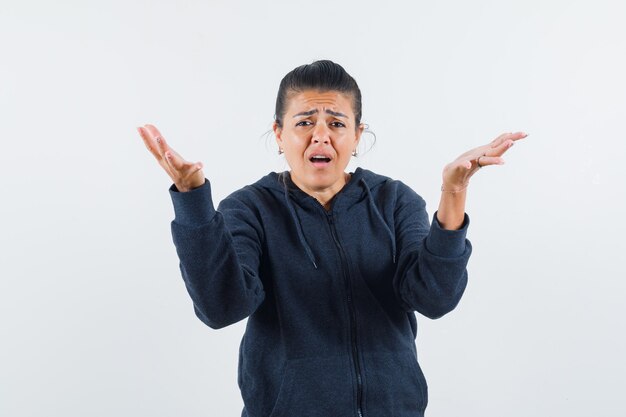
(457, 144, 490, 160)
(142, 124, 170, 156)
(162, 148, 186, 170)
(164, 148, 204, 173)
(138, 127, 163, 161)
(154, 134, 170, 157)
(140, 124, 200, 176)
(490, 132, 511, 147)
(144, 126, 188, 165)
(490, 131, 528, 148)
(138, 125, 164, 156)
(486, 138, 515, 157)
(139, 126, 180, 178)
(475, 155, 505, 167)
(158, 137, 190, 172)
(452, 158, 482, 171)
(143, 123, 165, 141)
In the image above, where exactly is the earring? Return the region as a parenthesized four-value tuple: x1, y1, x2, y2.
(352, 149, 357, 157)
(278, 148, 284, 155)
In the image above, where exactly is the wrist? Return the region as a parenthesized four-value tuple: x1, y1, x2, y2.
(440, 182, 469, 193)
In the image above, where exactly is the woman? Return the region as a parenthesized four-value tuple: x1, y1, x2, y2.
(138, 60, 526, 417)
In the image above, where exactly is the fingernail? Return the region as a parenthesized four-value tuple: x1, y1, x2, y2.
(137, 127, 143, 135)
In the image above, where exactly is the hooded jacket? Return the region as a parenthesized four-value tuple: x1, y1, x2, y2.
(168, 167, 472, 417)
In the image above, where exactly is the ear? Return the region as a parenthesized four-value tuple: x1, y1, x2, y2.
(273, 121, 283, 147)
(354, 123, 365, 148)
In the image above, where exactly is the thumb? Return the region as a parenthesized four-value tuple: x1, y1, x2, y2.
(194, 161, 204, 172)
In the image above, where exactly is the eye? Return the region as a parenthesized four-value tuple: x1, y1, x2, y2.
(296, 120, 312, 127)
(331, 121, 346, 128)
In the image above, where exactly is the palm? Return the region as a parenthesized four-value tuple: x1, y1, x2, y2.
(138, 124, 205, 192)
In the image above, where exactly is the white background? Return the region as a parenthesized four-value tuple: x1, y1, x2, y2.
(1, 0, 625, 416)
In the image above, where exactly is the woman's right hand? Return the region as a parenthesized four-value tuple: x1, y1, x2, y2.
(137, 124, 205, 192)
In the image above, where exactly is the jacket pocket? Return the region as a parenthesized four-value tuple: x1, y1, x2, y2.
(268, 355, 353, 417)
(362, 350, 428, 415)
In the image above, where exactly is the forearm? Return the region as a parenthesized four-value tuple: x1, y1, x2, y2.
(436, 189, 467, 230)
(171, 218, 265, 329)
(169, 180, 265, 329)
(393, 211, 472, 319)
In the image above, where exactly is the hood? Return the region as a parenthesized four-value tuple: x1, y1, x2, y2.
(254, 167, 397, 269)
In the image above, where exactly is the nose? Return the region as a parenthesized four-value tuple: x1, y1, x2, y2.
(311, 122, 331, 145)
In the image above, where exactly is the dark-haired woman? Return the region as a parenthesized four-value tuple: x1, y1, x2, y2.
(138, 60, 526, 417)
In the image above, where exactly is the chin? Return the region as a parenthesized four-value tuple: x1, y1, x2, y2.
(305, 172, 343, 188)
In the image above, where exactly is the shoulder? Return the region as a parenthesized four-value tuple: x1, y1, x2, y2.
(217, 172, 282, 212)
(358, 168, 425, 207)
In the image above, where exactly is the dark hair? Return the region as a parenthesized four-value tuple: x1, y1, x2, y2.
(274, 60, 362, 130)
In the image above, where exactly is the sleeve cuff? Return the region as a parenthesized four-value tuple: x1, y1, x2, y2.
(425, 211, 470, 257)
(168, 178, 216, 226)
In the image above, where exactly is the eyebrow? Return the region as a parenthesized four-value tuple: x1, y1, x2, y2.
(292, 109, 348, 118)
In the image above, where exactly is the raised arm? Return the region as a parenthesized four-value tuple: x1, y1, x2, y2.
(168, 181, 265, 329)
(138, 124, 265, 329)
(392, 184, 472, 319)
(392, 131, 527, 318)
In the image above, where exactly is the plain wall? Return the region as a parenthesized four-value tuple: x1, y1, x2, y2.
(1, 0, 625, 416)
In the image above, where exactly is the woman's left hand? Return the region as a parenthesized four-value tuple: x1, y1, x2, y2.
(441, 131, 528, 191)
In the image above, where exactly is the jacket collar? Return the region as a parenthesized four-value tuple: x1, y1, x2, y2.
(255, 167, 396, 268)
(261, 167, 388, 205)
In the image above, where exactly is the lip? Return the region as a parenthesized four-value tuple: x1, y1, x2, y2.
(307, 150, 333, 168)
(307, 150, 334, 160)
(309, 160, 332, 169)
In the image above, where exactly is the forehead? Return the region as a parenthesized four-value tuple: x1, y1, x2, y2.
(286, 90, 354, 116)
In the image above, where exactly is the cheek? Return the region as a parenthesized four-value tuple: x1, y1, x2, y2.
(285, 144, 308, 161)
(336, 136, 356, 152)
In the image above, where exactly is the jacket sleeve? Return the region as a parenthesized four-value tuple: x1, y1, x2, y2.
(168, 179, 265, 329)
(392, 182, 472, 319)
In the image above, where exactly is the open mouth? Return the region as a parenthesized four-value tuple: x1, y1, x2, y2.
(309, 155, 332, 163)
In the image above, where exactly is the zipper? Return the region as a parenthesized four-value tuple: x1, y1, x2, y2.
(326, 212, 364, 417)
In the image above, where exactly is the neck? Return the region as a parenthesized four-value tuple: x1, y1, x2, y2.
(290, 172, 351, 210)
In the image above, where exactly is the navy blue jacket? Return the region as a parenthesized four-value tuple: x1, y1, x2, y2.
(168, 167, 472, 417)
